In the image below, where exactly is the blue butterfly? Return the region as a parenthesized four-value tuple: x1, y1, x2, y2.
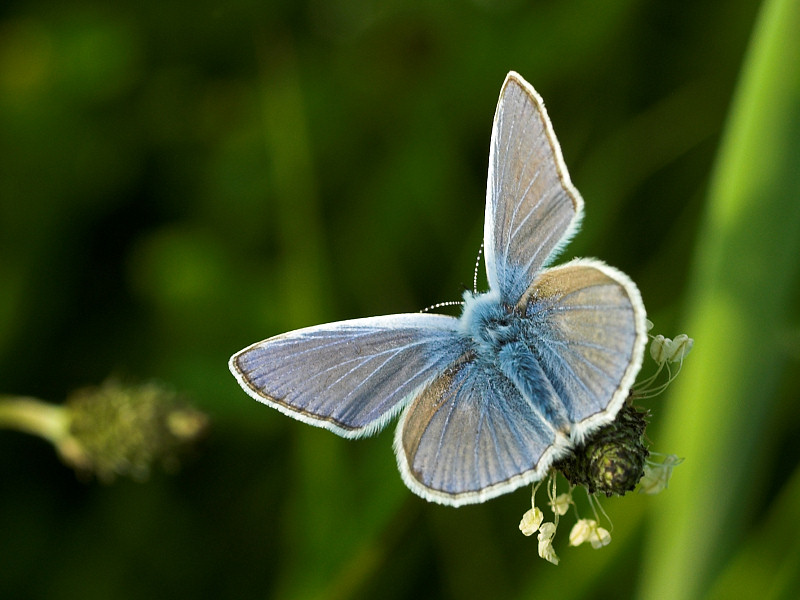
(229, 72, 647, 506)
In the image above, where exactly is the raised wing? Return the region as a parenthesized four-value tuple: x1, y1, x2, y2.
(395, 357, 574, 507)
(519, 258, 647, 439)
(229, 314, 469, 438)
(484, 72, 584, 304)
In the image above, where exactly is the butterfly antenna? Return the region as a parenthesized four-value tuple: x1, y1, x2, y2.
(420, 241, 483, 314)
(420, 300, 464, 314)
(473, 242, 484, 293)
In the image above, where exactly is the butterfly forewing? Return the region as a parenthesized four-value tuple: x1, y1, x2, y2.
(484, 72, 584, 304)
(230, 314, 469, 438)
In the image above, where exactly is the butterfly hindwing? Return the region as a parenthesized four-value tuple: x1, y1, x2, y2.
(230, 314, 469, 438)
(395, 357, 573, 507)
(518, 258, 647, 438)
(484, 72, 584, 304)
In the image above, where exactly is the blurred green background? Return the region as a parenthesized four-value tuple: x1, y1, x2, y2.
(2, 0, 799, 598)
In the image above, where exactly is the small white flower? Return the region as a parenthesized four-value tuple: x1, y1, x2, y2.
(538, 539, 560, 565)
(666, 334, 693, 362)
(589, 525, 611, 549)
(649, 335, 670, 364)
(635, 328, 694, 398)
(550, 492, 572, 516)
(639, 453, 684, 494)
(519, 506, 544, 536)
(569, 518, 593, 546)
(650, 334, 694, 365)
(569, 519, 611, 549)
(518, 476, 618, 562)
(537, 522, 559, 565)
(538, 521, 556, 541)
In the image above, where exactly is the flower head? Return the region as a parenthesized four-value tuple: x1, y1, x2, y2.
(554, 402, 649, 497)
(63, 380, 208, 481)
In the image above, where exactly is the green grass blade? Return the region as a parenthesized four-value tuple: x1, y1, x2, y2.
(637, 0, 800, 598)
(705, 460, 800, 600)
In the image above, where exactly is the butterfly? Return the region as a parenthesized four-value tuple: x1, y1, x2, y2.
(229, 72, 647, 507)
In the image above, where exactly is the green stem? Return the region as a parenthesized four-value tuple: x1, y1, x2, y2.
(0, 396, 69, 445)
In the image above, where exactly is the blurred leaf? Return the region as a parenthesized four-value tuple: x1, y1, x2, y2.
(705, 460, 800, 600)
(638, 0, 800, 598)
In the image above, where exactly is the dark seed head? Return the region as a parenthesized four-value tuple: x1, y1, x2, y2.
(555, 402, 650, 497)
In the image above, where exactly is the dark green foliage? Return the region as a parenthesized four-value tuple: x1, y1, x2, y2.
(2, 1, 799, 599)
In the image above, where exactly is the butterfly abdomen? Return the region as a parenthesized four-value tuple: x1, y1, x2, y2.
(497, 340, 570, 432)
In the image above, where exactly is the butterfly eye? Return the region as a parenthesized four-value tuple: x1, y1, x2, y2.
(492, 312, 513, 328)
(487, 302, 521, 329)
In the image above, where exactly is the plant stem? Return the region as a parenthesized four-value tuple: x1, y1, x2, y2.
(0, 396, 69, 445)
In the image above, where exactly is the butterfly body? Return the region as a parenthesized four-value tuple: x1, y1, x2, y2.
(459, 288, 571, 432)
(230, 72, 647, 507)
